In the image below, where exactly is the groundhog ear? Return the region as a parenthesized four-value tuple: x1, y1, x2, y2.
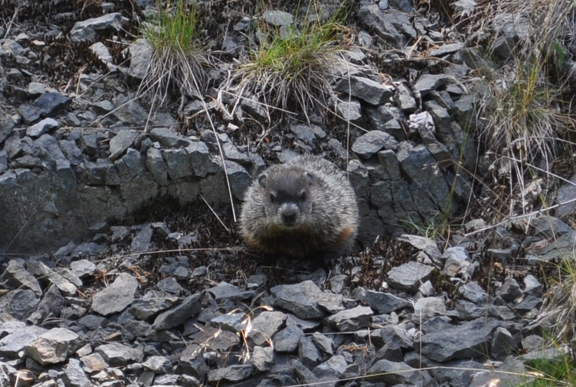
(305, 172, 314, 185)
(258, 174, 267, 186)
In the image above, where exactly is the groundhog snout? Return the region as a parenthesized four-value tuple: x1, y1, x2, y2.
(279, 203, 300, 225)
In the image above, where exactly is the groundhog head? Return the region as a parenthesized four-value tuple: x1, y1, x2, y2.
(259, 167, 313, 228)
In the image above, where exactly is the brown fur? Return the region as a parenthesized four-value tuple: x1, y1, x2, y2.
(240, 155, 359, 258)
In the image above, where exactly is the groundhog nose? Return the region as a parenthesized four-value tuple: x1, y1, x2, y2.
(280, 203, 299, 224)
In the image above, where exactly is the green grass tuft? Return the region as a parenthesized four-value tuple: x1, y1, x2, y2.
(138, 0, 208, 108)
(228, 5, 349, 122)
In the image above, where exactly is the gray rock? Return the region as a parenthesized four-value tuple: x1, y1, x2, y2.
(394, 83, 417, 112)
(387, 261, 435, 292)
(0, 289, 39, 321)
(515, 294, 542, 315)
(59, 139, 82, 165)
(161, 148, 191, 181)
(521, 335, 545, 352)
(324, 306, 373, 332)
(146, 147, 169, 186)
(80, 133, 98, 155)
(207, 282, 255, 301)
(336, 100, 362, 122)
(0, 150, 7, 174)
(241, 96, 268, 122)
(128, 38, 153, 81)
(424, 101, 451, 133)
(523, 274, 543, 297)
(459, 282, 488, 304)
(186, 141, 219, 177)
(381, 325, 413, 349)
(211, 312, 246, 332)
(150, 127, 191, 148)
(413, 297, 447, 322)
(0, 113, 16, 145)
(81, 159, 118, 185)
(343, 47, 367, 64)
(414, 74, 448, 96)
(130, 292, 179, 321)
(70, 13, 126, 43)
(131, 224, 153, 253)
(429, 42, 464, 57)
(298, 336, 322, 367)
(18, 104, 41, 124)
(421, 318, 500, 362)
(91, 273, 139, 315)
(62, 358, 91, 387)
(470, 357, 531, 387)
(35, 134, 71, 172)
(34, 92, 72, 118)
(314, 354, 347, 381)
(336, 76, 394, 105)
(499, 277, 522, 303)
(179, 344, 209, 379)
(143, 355, 172, 374)
(490, 13, 531, 59)
(0, 323, 47, 357)
(533, 216, 573, 238)
(115, 148, 159, 203)
(367, 359, 432, 385)
(397, 143, 452, 213)
(109, 129, 138, 161)
(224, 160, 252, 200)
(24, 327, 80, 365)
(291, 359, 319, 385)
(271, 280, 342, 319)
(311, 332, 333, 355)
(28, 260, 77, 296)
(252, 346, 274, 372)
(90, 100, 115, 115)
(250, 311, 287, 346)
(112, 97, 149, 125)
(453, 94, 476, 129)
(153, 292, 202, 330)
(273, 323, 304, 353)
(397, 234, 442, 261)
(442, 246, 473, 278)
(33, 286, 65, 323)
(207, 364, 254, 383)
(363, 289, 412, 313)
(491, 327, 515, 360)
(555, 174, 576, 217)
(96, 342, 144, 366)
(358, 5, 417, 48)
(352, 130, 398, 159)
(26, 118, 59, 138)
(262, 10, 293, 26)
(1, 259, 42, 296)
(222, 141, 251, 166)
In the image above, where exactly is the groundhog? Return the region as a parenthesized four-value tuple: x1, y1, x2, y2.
(240, 155, 359, 258)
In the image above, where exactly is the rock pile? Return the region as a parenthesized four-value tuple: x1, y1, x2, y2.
(0, 216, 569, 386)
(1, 1, 575, 386)
(0, 2, 486, 254)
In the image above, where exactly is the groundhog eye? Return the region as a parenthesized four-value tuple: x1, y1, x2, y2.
(299, 192, 306, 201)
(270, 193, 277, 203)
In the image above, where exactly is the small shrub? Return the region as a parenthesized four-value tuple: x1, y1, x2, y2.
(139, 0, 208, 107)
(227, 5, 349, 123)
(475, 0, 575, 169)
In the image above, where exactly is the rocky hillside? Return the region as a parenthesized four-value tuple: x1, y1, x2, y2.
(1, 0, 576, 386)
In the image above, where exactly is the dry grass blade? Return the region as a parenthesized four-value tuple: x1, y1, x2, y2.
(474, 0, 576, 168)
